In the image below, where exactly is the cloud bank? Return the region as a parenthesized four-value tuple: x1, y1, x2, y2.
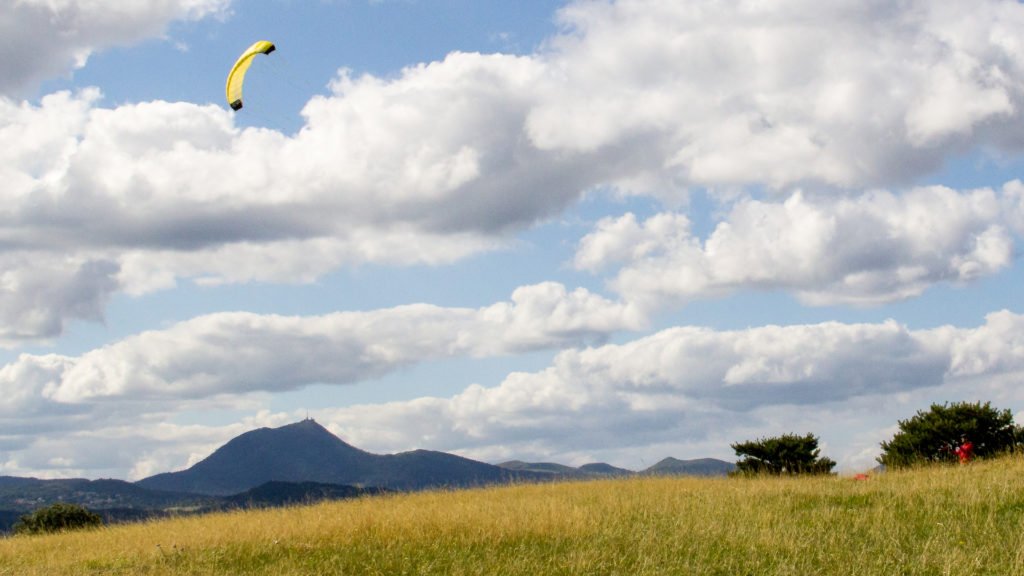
(327, 310, 1024, 469)
(0, 282, 641, 415)
(5, 310, 1024, 477)
(4, 0, 1024, 340)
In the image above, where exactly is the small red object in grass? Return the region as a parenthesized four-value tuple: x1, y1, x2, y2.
(853, 473, 869, 481)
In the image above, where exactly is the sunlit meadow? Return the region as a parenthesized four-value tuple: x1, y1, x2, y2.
(3, 456, 1024, 575)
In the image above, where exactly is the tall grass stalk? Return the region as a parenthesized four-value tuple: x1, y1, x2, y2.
(3, 456, 1024, 575)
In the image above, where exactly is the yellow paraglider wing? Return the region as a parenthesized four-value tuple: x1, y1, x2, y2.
(225, 40, 276, 111)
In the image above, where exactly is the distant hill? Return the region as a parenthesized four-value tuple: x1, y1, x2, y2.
(0, 477, 213, 533)
(136, 419, 376, 495)
(0, 477, 212, 512)
(578, 463, 634, 477)
(137, 419, 539, 496)
(497, 461, 586, 477)
(221, 481, 385, 508)
(498, 458, 735, 479)
(642, 457, 736, 476)
(497, 461, 635, 479)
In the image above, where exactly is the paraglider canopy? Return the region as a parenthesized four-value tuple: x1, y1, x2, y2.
(225, 40, 276, 111)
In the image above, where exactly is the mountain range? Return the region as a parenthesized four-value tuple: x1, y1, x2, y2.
(136, 419, 542, 495)
(0, 419, 735, 531)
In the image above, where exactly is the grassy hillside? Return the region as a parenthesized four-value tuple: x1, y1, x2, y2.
(3, 456, 1024, 575)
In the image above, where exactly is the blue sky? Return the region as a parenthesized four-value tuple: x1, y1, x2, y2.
(2, 0, 1024, 479)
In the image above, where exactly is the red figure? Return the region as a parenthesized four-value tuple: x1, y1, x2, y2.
(954, 438, 974, 464)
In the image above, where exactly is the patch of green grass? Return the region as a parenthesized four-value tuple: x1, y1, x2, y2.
(3, 456, 1024, 575)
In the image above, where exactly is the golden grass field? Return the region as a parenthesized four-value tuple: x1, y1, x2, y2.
(2, 456, 1024, 575)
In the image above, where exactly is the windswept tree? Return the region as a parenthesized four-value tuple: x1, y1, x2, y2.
(878, 401, 1020, 468)
(731, 433, 836, 475)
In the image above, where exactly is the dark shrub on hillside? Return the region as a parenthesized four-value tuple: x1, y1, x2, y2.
(13, 503, 103, 535)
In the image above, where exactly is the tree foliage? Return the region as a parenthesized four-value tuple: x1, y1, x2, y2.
(878, 401, 1020, 468)
(731, 433, 836, 475)
(12, 503, 103, 536)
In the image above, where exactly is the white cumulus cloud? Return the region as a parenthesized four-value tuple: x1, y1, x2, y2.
(576, 185, 1018, 308)
(532, 0, 1024, 189)
(0, 0, 230, 96)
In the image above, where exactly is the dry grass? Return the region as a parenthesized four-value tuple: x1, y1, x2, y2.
(3, 456, 1024, 575)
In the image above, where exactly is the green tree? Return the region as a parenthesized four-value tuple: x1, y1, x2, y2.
(878, 401, 1020, 468)
(12, 503, 103, 536)
(731, 433, 836, 475)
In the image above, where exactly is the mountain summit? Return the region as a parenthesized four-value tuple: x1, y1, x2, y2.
(643, 457, 736, 476)
(136, 419, 526, 496)
(137, 419, 371, 495)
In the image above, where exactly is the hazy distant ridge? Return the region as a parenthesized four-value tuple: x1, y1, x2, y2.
(497, 457, 734, 479)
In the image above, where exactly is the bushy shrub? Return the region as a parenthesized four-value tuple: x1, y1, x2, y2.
(731, 433, 836, 475)
(878, 401, 1020, 468)
(13, 503, 103, 536)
